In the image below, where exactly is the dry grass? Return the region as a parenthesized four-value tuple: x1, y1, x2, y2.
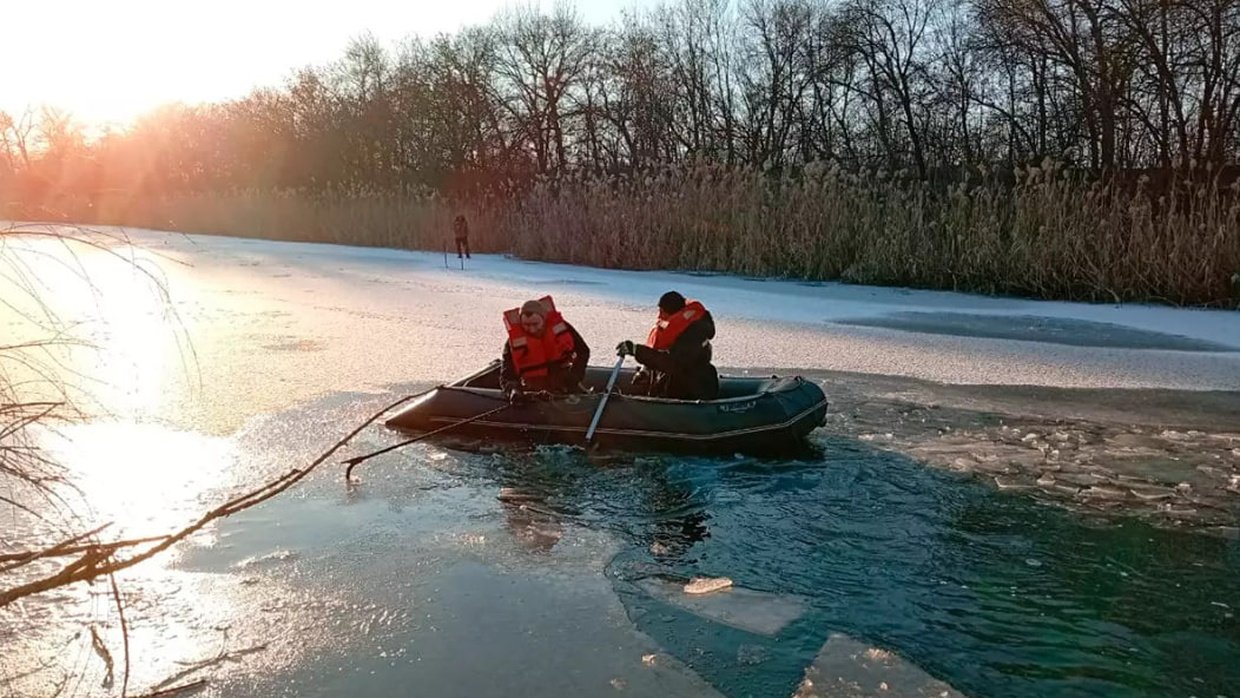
(39, 162, 1240, 307)
(501, 162, 1240, 307)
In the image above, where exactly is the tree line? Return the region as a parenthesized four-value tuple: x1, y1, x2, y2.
(3, 0, 1238, 208)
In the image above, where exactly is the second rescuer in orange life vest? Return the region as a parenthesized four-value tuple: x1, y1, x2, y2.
(616, 290, 719, 401)
(500, 296, 591, 403)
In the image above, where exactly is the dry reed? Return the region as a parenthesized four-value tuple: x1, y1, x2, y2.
(43, 162, 1240, 307)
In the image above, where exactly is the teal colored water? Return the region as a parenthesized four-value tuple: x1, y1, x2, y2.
(470, 436, 1240, 697)
(33, 394, 1229, 698)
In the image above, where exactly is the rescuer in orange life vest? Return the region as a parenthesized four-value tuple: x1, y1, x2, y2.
(616, 291, 719, 400)
(500, 296, 591, 404)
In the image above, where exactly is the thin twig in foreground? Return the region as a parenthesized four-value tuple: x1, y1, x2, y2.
(133, 678, 208, 698)
(109, 572, 131, 697)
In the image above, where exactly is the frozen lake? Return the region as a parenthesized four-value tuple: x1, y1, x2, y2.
(2, 226, 1238, 697)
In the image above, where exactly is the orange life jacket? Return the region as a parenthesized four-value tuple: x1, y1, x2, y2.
(645, 300, 709, 350)
(503, 295, 577, 379)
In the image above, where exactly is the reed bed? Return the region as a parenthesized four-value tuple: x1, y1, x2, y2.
(44, 162, 1240, 307)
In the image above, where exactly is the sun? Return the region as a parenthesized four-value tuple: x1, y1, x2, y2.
(2, 0, 659, 128)
(0, 229, 236, 534)
(2, 1, 309, 127)
(2, 0, 433, 127)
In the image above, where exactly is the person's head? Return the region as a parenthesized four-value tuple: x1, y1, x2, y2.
(519, 299, 548, 335)
(657, 291, 686, 320)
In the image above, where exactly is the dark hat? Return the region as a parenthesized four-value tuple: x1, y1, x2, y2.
(657, 291, 686, 312)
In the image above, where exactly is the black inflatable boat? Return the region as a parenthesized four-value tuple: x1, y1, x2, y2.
(384, 360, 829, 453)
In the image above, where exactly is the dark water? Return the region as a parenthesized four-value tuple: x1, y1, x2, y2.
(437, 438, 1240, 697)
(836, 311, 1239, 351)
(625, 445, 1240, 696)
(165, 393, 1239, 698)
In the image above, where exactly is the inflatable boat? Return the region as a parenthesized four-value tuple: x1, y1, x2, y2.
(384, 360, 828, 454)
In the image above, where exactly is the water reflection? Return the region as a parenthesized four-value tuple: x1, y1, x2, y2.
(0, 234, 195, 423)
(40, 421, 238, 541)
(3, 419, 256, 696)
(1, 237, 257, 694)
(2, 411, 359, 697)
(497, 487, 565, 553)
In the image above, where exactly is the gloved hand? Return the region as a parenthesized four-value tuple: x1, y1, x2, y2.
(615, 340, 636, 357)
(507, 389, 530, 405)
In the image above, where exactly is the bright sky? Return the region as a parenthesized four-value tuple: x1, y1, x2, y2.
(5, 0, 659, 129)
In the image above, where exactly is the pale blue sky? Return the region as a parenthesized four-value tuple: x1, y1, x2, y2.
(6, 0, 661, 128)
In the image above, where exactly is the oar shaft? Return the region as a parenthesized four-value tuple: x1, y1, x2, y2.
(586, 356, 626, 443)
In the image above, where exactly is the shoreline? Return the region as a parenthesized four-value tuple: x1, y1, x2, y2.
(8, 219, 1240, 312)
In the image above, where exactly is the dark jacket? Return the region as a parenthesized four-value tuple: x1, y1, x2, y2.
(500, 322, 590, 394)
(632, 311, 719, 400)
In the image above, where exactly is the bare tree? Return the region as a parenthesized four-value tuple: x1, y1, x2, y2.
(736, 0, 819, 169)
(494, 3, 594, 175)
